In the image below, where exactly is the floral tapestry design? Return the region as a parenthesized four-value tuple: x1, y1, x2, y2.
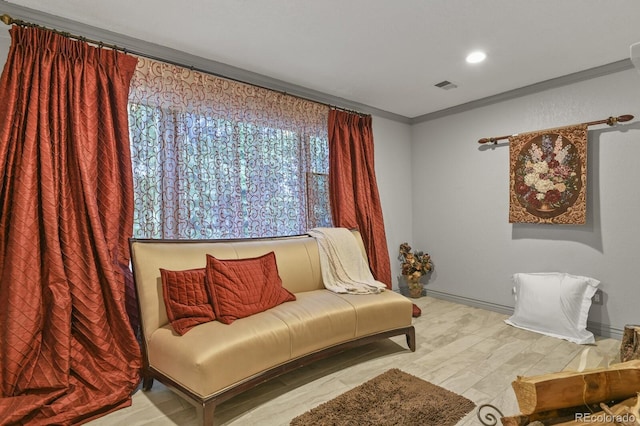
(509, 124, 587, 224)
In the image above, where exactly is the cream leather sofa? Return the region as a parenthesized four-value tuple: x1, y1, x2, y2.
(130, 231, 415, 425)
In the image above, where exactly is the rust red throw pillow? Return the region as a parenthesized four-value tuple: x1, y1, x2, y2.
(205, 252, 296, 324)
(160, 267, 216, 335)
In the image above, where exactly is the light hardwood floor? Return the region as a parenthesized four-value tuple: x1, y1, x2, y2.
(88, 296, 621, 425)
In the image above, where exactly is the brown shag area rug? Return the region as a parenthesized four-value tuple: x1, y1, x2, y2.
(290, 368, 476, 425)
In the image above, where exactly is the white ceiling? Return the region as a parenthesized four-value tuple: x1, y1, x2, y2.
(3, 0, 640, 120)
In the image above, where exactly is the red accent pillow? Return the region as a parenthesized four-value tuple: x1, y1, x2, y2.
(205, 252, 296, 324)
(160, 267, 215, 335)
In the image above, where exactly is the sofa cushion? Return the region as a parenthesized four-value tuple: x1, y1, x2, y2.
(206, 251, 296, 324)
(333, 291, 414, 337)
(147, 311, 292, 396)
(268, 290, 357, 358)
(160, 267, 215, 335)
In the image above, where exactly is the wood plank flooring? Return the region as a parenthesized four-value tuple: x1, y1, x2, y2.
(87, 296, 621, 425)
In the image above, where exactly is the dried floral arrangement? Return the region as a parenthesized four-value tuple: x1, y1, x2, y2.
(398, 242, 433, 281)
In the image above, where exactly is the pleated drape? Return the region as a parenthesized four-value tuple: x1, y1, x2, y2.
(328, 109, 392, 288)
(0, 26, 141, 424)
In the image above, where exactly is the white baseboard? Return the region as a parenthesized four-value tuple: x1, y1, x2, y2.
(586, 321, 624, 340)
(425, 289, 623, 340)
(425, 289, 514, 315)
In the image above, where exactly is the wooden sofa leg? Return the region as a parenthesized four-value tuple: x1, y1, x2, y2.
(197, 402, 215, 426)
(142, 375, 154, 391)
(406, 327, 416, 352)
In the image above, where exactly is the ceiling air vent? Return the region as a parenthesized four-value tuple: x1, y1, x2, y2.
(434, 80, 458, 90)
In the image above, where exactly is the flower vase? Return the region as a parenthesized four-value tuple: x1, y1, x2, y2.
(537, 202, 555, 213)
(405, 275, 424, 298)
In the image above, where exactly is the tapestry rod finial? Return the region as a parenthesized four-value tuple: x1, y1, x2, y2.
(605, 114, 634, 126)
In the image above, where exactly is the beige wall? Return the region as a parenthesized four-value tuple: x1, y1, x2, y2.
(411, 68, 640, 337)
(0, 28, 9, 65)
(372, 116, 413, 287)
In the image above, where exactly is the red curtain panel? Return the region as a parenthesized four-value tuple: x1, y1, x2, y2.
(328, 109, 392, 288)
(0, 26, 141, 424)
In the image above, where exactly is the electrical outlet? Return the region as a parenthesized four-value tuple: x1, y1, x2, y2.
(592, 290, 603, 305)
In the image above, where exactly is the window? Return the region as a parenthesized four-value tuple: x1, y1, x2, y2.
(128, 58, 331, 239)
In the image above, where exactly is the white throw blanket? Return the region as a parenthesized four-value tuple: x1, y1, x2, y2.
(308, 227, 386, 294)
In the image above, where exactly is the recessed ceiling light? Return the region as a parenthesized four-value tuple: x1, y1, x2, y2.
(466, 51, 487, 64)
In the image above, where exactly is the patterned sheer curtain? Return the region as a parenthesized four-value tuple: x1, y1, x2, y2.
(128, 58, 331, 239)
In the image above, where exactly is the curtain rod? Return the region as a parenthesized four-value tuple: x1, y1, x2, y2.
(0, 13, 368, 118)
(478, 114, 634, 144)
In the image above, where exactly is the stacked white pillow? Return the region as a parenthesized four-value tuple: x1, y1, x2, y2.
(505, 272, 600, 344)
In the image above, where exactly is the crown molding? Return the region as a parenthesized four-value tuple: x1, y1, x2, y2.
(0, 1, 411, 124)
(411, 59, 634, 124)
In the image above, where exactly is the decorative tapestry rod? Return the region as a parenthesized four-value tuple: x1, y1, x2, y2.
(478, 114, 634, 145)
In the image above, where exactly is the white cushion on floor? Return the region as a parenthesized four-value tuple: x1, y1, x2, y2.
(505, 272, 599, 344)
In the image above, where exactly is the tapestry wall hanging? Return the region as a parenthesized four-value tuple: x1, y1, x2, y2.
(509, 124, 587, 224)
